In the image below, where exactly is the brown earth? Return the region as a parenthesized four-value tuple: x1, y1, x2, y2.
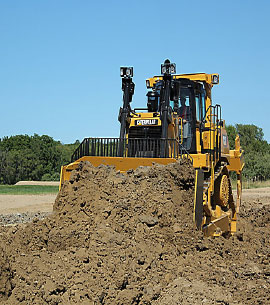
(0, 161, 269, 304)
(0, 194, 55, 215)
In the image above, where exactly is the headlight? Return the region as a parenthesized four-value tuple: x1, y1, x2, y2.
(120, 67, 133, 78)
(161, 65, 167, 74)
(161, 59, 176, 75)
(170, 63, 176, 74)
(212, 74, 219, 84)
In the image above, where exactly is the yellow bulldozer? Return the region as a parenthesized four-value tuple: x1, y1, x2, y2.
(60, 59, 244, 237)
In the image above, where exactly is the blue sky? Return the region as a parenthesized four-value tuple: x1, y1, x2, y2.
(0, 0, 269, 143)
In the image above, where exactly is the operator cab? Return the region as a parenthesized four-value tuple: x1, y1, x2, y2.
(120, 60, 210, 157)
(145, 77, 206, 154)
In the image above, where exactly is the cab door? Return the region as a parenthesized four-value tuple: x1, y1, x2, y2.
(194, 86, 206, 153)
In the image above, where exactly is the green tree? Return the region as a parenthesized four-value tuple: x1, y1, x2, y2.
(0, 134, 81, 184)
(225, 125, 237, 149)
(226, 124, 270, 180)
(0, 134, 63, 184)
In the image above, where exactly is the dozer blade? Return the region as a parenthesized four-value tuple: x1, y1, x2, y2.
(194, 169, 204, 229)
(60, 156, 177, 188)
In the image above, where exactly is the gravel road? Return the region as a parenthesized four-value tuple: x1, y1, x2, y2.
(0, 211, 52, 226)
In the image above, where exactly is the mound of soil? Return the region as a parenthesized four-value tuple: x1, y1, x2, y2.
(0, 160, 269, 304)
(0, 246, 12, 302)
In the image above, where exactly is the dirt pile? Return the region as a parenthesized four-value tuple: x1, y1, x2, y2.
(0, 246, 12, 302)
(0, 160, 269, 304)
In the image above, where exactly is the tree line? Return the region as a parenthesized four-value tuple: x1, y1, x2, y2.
(0, 125, 269, 184)
(0, 134, 79, 184)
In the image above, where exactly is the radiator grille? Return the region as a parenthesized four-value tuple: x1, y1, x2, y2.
(128, 126, 162, 139)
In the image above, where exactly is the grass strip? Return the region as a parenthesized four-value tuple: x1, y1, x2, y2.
(0, 185, 59, 195)
(231, 179, 270, 190)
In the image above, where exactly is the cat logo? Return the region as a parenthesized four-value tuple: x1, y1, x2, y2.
(135, 119, 158, 126)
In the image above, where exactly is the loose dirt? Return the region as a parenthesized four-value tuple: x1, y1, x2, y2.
(0, 161, 269, 304)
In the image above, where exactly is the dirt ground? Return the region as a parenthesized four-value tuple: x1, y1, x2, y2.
(0, 162, 269, 304)
(0, 188, 269, 216)
(241, 187, 270, 203)
(0, 194, 56, 215)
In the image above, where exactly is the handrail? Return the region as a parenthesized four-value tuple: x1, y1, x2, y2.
(178, 140, 193, 164)
(71, 137, 193, 163)
(199, 104, 222, 164)
(179, 117, 183, 144)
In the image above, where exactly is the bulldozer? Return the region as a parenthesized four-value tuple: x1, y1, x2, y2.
(60, 59, 244, 237)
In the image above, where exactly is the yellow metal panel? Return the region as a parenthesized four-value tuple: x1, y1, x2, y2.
(147, 73, 219, 88)
(60, 165, 72, 185)
(195, 129, 201, 153)
(131, 112, 157, 118)
(60, 154, 210, 187)
(65, 156, 176, 173)
(174, 73, 218, 84)
(202, 130, 210, 150)
(230, 220, 237, 234)
(227, 150, 244, 173)
(203, 215, 230, 237)
(191, 153, 210, 168)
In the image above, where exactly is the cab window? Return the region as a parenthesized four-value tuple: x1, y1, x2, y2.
(201, 90, 206, 120)
(195, 91, 206, 122)
(195, 95, 200, 121)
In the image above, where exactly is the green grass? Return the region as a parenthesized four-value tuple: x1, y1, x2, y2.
(0, 185, 59, 195)
(231, 179, 270, 190)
